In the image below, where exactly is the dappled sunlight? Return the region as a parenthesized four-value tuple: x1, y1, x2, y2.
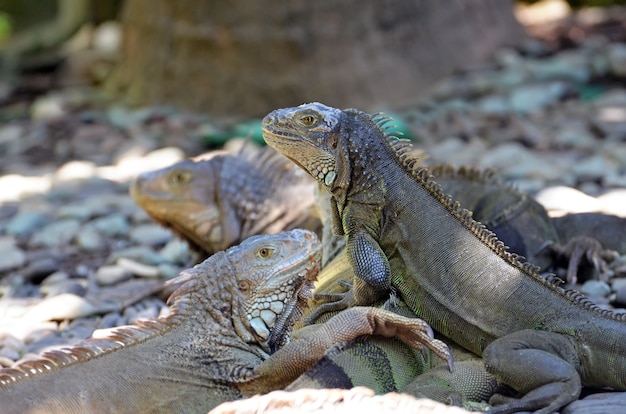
(0, 146, 185, 204)
(0, 174, 52, 203)
(597, 106, 626, 123)
(535, 185, 626, 218)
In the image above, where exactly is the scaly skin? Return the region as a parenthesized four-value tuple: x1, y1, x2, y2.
(263, 102, 626, 414)
(430, 165, 625, 284)
(0, 229, 450, 413)
(130, 147, 320, 256)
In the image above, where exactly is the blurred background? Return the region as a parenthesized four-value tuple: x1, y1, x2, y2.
(0, 0, 623, 118)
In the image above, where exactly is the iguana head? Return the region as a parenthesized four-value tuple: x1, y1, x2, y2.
(130, 155, 227, 254)
(262, 102, 346, 192)
(227, 229, 321, 354)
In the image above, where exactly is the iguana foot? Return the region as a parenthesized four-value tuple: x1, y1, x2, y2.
(483, 329, 581, 414)
(538, 236, 619, 284)
(304, 279, 355, 324)
(334, 307, 454, 371)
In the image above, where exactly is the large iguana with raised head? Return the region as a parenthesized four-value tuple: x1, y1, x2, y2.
(262, 102, 626, 414)
(0, 228, 451, 413)
(130, 146, 320, 256)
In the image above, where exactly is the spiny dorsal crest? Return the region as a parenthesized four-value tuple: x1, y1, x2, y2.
(0, 264, 213, 388)
(365, 111, 626, 322)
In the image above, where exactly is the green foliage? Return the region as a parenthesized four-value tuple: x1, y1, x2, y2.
(0, 12, 13, 42)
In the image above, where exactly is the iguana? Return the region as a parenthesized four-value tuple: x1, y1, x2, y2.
(262, 102, 626, 414)
(0, 229, 454, 413)
(130, 146, 320, 256)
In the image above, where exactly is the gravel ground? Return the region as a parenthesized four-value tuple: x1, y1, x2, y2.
(0, 5, 626, 411)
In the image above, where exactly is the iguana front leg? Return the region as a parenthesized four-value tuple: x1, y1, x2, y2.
(305, 202, 390, 323)
(243, 307, 452, 396)
(482, 329, 582, 414)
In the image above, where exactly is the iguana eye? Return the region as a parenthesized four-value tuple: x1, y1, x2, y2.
(169, 169, 191, 186)
(300, 115, 316, 127)
(257, 247, 275, 259)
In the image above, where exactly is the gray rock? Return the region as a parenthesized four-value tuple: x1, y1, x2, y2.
(158, 263, 183, 280)
(21, 294, 100, 323)
(98, 312, 127, 329)
(30, 219, 81, 247)
(5, 211, 50, 237)
(40, 279, 86, 298)
(0, 237, 26, 272)
(572, 155, 619, 182)
(57, 204, 95, 221)
(116, 257, 160, 278)
(90, 213, 130, 237)
(608, 43, 626, 77)
(76, 226, 106, 251)
(613, 284, 626, 307)
(129, 224, 173, 246)
(477, 143, 534, 171)
(106, 246, 166, 266)
(159, 238, 191, 265)
(476, 95, 509, 115)
(95, 265, 132, 286)
(580, 280, 611, 298)
(508, 82, 568, 114)
(553, 126, 597, 150)
(562, 392, 626, 414)
(526, 50, 591, 83)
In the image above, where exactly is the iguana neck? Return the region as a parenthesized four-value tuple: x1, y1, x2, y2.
(331, 109, 411, 215)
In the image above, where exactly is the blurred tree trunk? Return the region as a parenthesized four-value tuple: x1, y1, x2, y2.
(106, 0, 523, 117)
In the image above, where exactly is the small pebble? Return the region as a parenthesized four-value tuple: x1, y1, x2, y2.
(129, 224, 173, 246)
(95, 265, 132, 286)
(76, 226, 106, 251)
(580, 280, 611, 298)
(5, 211, 50, 237)
(90, 214, 130, 237)
(116, 257, 161, 278)
(30, 219, 81, 247)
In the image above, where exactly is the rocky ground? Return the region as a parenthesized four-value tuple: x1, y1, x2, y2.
(0, 3, 625, 411)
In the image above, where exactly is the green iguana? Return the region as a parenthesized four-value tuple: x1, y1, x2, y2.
(0, 229, 451, 413)
(130, 146, 320, 256)
(262, 102, 626, 414)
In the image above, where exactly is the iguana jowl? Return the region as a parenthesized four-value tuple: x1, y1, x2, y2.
(0, 229, 451, 413)
(262, 102, 626, 414)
